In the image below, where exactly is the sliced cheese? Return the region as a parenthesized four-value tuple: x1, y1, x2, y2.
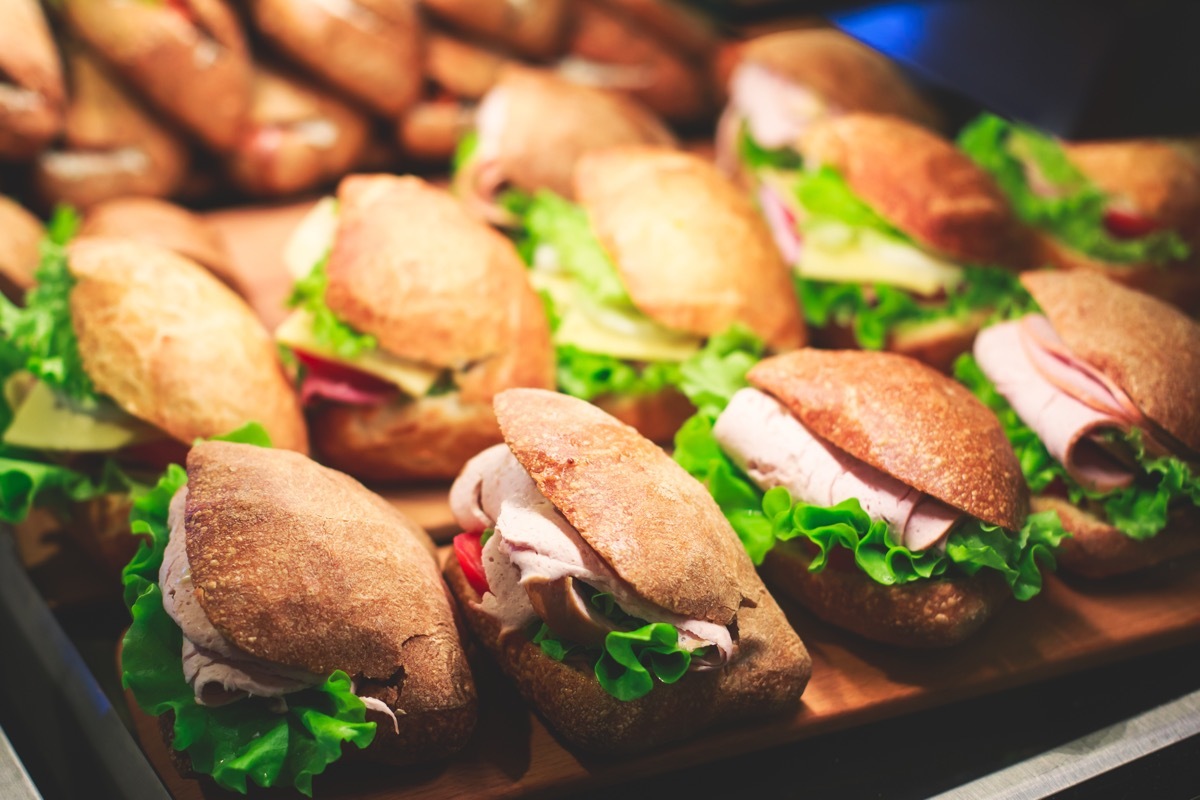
(3, 375, 160, 452)
(283, 196, 339, 280)
(529, 270, 702, 362)
(797, 222, 963, 297)
(275, 310, 440, 398)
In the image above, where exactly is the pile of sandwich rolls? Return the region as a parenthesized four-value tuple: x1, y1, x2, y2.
(2, 13, 1199, 798)
(0, 0, 727, 211)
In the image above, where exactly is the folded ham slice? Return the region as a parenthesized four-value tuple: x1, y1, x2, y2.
(728, 62, 828, 152)
(454, 87, 517, 228)
(757, 181, 802, 265)
(713, 388, 962, 552)
(973, 316, 1138, 493)
(449, 444, 734, 667)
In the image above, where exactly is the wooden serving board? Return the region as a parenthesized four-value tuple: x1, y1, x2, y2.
(127, 550, 1200, 799)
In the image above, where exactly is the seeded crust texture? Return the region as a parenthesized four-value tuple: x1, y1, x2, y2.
(749, 349, 1029, 530)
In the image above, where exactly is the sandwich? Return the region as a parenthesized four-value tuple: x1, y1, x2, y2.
(444, 388, 811, 753)
(0, 211, 307, 571)
(674, 349, 1067, 647)
(0, 0, 64, 159)
(453, 66, 676, 227)
(62, 0, 252, 152)
(756, 113, 1035, 373)
(421, 0, 571, 61)
(33, 46, 189, 210)
(275, 173, 555, 481)
(956, 270, 1200, 578)
(121, 439, 476, 794)
(958, 114, 1200, 312)
(250, 0, 421, 117)
(716, 28, 940, 182)
(0, 196, 43, 301)
(225, 64, 370, 198)
(509, 146, 805, 442)
(78, 197, 245, 297)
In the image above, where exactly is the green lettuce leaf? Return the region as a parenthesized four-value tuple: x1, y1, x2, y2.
(957, 113, 1189, 266)
(737, 123, 802, 173)
(0, 206, 99, 405)
(0, 454, 138, 525)
(955, 353, 1200, 540)
(555, 346, 680, 402)
(676, 325, 765, 420)
(797, 266, 1036, 351)
(673, 410, 1066, 597)
(793, 166, 907, 239)
(286, 253, 377, 360)
(121, 427, 373, 795)
(451, 128, 479, 176)
(530, 583, 703, 701)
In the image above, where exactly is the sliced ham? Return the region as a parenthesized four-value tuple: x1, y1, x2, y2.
(728, 62, 829, 151)
(758, 181, 802, 265)
(295, 350, 395, 406)
(455, 87, 519, 228)
(449, 444, 735, 667)
(973, 317, 1137, 492)
(713, 388, 962, 551)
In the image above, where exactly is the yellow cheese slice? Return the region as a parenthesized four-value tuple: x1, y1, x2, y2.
(283, 196, 339, 280)
(275, 310, 440, 398)
(3, 376, 160, 452)
(530, 270, 702, 362)
(797, 223, 963, 297)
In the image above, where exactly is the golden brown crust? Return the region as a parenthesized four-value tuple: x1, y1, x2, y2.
(66, 237, 308, 453)
(760, 540, 1008, 647)
(810, 310, 989, 375)
(742, 29, 941, 130)
(425, 33, 510, 100)
(226, 64, 370, 198)
(487, 66, 677, 200)
(396, 99, 473, 163)
(575, 147, 806, 350)
(594, 387, 694, 445)
(749, 349, 1029, 530)
(250, 0, 421, 117)
(495, 388, 746, 625)
(801, 113, 1032, 268)
(1021, 269, 1200, 454)
(0, 196, 42, 300)
(0, 0, 64, 159)
(64, 0, 251, 151)
(324, 174, 555, 377)
(79, 198, 242, 295)
(1033, 496, 1200, 579)
(33, 47, 189, 210)
(310, 393, 505, 482)
(183, 442, 475, 761)
(1064, 139, 1200, 249)
(444, 541, 810, 753)
(422, 0, 571, 60)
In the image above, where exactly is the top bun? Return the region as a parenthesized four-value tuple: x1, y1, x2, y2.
(575, 146, 806, 350)
(801, 113, 1032, 268)
(495, 388, 746, 626)
(749, 349, 1028, 530)
(1022, 269, 1200, 454)
(67, 237, 308, 452)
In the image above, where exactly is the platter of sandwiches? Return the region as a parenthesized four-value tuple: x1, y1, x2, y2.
(1, 6, 1198, 798)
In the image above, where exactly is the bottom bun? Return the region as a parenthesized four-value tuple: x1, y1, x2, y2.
(594, 387, 695, 445)
(760, 540, 1008, 648)
(443, 553, 811, 754)
(811, 312, 987, 375)
(1033, 495, 1200, 579)
(60, 493, 138, 577)
(310, 393, 505, 482)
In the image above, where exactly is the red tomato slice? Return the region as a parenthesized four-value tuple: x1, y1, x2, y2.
(1103, 208, 1158, 239)
(454, 532, 490, 595)
(294, 350, 396, 407)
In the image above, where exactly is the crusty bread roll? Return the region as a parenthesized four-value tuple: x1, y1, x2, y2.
(308, 175, 555, 480)
(0, 196, 42, 301)
(575, 146, 806, 351)
(63, 0, 251, 152)
(250, 0, 422, 117)
(445, 388, 811, 753)
(160, 441, 477, 768)
(800, 113, 1033, 270)
(67, 237, 308, 452)
(396, 98, 474, 164)
(422, 0, 572, 60)
(0, 0, 64, 159)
